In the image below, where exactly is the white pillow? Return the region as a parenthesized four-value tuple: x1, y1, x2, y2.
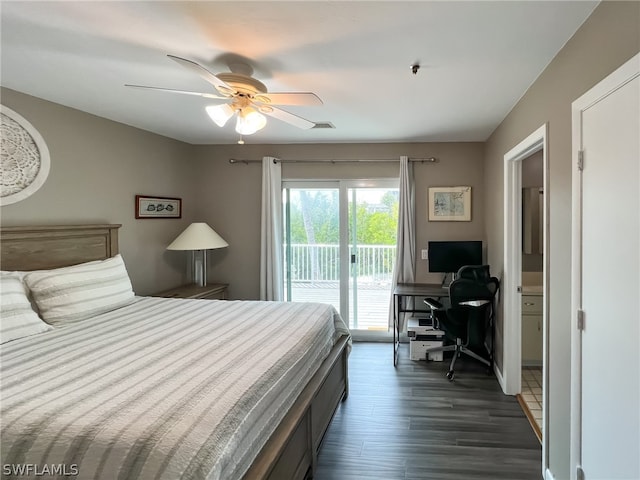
(1, 269, 40, 314)
(25, 254, 135, 325)
(0, 274, 52, 343)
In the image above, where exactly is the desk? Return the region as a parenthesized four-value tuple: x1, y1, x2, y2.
(393, 283, 448, 366)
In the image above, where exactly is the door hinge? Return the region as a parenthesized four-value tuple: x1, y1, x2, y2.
(578, 150, 585, 171)
(577, 465, 585, 480)
(577, 309, 585, 331)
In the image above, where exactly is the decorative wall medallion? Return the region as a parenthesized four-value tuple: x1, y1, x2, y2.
(1, 105, 51, 206)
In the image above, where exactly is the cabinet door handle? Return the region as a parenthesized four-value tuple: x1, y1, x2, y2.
(524, 302, 535, 306)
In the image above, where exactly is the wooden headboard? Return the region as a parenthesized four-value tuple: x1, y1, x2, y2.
(0, 224, 121, 271)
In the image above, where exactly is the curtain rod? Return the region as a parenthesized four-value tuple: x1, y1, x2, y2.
(228, 157, 437, 165)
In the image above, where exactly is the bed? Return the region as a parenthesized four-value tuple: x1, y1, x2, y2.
(0, 224, 350, 480)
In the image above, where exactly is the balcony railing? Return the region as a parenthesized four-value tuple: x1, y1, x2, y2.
(285, 244, 397, 330)
(285, 243, 396, 284)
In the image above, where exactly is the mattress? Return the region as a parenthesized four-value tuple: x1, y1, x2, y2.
(0, 297, 350, 480)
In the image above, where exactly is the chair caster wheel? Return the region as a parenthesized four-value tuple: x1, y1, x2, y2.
(446, 371, 454, 381)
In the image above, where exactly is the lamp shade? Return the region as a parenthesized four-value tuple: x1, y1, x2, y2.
(235, 107, 266, 135)
(167, 222, 228, 251)
(206, 104, 235, 127)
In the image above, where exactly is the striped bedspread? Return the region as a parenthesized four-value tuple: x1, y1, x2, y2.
(1, 297, 350, 480)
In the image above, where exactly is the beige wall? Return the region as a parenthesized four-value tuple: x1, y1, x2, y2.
(193, 142, 484, 300)
(0, 87, 485, 299)
(0, 88, 198, 295)
(522, 150, 543, 189)
(483, 2, 640, 478)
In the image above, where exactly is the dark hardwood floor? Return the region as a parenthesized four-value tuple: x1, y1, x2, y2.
(315, 342, 542, 480)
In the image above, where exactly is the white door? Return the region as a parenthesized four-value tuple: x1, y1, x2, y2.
(571, 54, 639, 480)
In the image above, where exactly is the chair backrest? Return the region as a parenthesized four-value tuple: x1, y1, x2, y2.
(447, 273, 500, 346)
(457, 264, 491, 283)
(448, 277, 497, 307)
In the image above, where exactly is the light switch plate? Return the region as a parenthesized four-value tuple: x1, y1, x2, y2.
(421, 249, 428, 260)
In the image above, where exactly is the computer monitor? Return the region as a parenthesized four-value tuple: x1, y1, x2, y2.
(428, 240, 483, 275)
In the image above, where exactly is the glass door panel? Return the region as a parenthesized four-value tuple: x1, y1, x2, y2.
(348, 187, 398, 331)
(283, 187, 340, 313)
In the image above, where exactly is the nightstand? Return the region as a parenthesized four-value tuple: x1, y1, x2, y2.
(154, 283, 229, 300)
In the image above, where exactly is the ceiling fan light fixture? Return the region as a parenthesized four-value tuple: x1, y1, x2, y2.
(129, 55, 323, 136)
(206, 104, 235, 127)
(254, 94, 271, 104)
(235, 107, 266, 135)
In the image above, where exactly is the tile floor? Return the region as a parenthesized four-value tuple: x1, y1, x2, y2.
(521, 366, 543, 436)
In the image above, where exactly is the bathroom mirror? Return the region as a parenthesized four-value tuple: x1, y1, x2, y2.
(523, 187, 543, 254)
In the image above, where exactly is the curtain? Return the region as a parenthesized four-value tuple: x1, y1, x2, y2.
(389, 155, 415, 331)
(260, 156, 284, 300)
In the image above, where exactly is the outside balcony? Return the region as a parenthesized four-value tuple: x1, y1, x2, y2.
(285, 243, 395, 330)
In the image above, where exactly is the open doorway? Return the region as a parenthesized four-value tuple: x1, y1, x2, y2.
(519, 151, 544, 441)
(503, 124, 549, 474)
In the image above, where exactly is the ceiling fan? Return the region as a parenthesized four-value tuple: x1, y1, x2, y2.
(126, 55, 322, 135)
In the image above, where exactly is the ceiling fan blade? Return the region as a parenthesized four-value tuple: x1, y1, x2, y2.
(260, 106, 316, 129)
(125, 84, 228, 100)
(167, 54, 235, 97)
(255, 92, 323, 106)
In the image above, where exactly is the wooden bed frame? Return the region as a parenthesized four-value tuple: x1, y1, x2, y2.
(0, 224, 349, 480)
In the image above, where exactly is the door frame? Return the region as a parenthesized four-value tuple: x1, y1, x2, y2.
(503, 123, 549, 474)
(570, 53, 640, 480)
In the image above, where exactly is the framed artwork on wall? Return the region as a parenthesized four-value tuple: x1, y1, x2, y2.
(135, 195, 182, 219)
(1, 105, 51, 206)
(428, 186, 471, 221)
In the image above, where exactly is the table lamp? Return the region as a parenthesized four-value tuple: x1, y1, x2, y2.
(167, 222, 228, 287)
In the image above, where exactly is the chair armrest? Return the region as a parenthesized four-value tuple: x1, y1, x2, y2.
(424, 297, 443, 310)
(458, 299, 490, 308)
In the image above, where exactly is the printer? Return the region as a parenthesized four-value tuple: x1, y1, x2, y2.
(407, 317, 444, 361)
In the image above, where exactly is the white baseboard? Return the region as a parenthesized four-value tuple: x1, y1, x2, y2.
(545, 468, 555, 480)
(494, 362, 508, 394)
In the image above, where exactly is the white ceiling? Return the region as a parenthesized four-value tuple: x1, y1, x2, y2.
(0, 1, 598, 145)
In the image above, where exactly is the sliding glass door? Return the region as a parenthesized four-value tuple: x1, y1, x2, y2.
(283, 180, 398, 334)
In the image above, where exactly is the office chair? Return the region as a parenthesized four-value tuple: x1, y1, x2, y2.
(456, 264, 491, 283)
(425, 265, 499, 381)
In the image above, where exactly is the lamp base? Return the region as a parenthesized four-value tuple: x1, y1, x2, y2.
(191, 250, 208, 287)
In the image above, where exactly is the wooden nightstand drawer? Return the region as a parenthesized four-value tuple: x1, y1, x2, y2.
(154, 283, 228, 300)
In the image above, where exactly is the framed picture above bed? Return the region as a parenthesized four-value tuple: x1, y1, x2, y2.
(135, 195, 182, 219)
